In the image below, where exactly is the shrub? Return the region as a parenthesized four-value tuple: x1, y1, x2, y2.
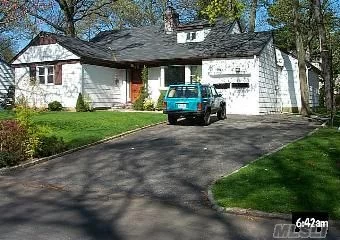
(83, 94, 94, 112)
(14, 104, 52, 159)
(133, 86, 149, 110)
(48, 101, 63, 111)
(133, 66, 150, 111)
(14, 104, 36, 129)
(76, 93, 86, 112)
(0, 120, 29, 167)
(76, 93, 93, 112)
(143, 98, 155, 111)
(35, 135, 66, 158)
(156, 91, 166, 110)
(15, 95, 29, 108)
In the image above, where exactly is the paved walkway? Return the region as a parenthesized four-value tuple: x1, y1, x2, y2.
(0, 115, 338, 239)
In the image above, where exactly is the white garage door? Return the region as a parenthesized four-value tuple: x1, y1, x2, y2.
(213, 82, 258, 115)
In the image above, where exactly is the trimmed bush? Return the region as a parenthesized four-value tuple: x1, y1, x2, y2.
(35, 135, 66, 158)
(143, 98, 155, 111)
(76, 93, 86, 112)
(156, 91, 166, 110)
(76, 93, 93, 112)
(133, 86, 148, 110)
(48, 101, 63, 111)
(0, 120, 29, 167)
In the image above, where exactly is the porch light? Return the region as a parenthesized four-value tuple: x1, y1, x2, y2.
(235, 68, 240, 74)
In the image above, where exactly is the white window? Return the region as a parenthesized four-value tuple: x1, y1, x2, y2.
(37, 66, 54, 84)
(186, 32, 196, 41)
(190, 65, 202, 83)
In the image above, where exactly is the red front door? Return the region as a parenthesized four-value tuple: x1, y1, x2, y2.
(131, 69, 143, 103)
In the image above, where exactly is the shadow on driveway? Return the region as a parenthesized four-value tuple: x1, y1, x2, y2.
(1, 115, 337, 240)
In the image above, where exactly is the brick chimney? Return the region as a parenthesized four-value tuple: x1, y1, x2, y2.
(164, 6, 179, 34)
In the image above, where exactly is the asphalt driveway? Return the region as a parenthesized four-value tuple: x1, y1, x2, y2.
(0, 115, 338, 240)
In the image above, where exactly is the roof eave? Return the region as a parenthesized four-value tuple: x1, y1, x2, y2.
(10, 32, 85, 64)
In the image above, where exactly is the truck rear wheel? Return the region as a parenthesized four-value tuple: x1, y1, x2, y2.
(200, 110, 211, 126)
(168, 115, 178, 125)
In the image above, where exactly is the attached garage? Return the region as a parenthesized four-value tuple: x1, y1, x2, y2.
(201, 38, 281, 115)
(201, 58, 260, 115)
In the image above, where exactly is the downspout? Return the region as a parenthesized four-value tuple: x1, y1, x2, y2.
(81, 65, 84, 95)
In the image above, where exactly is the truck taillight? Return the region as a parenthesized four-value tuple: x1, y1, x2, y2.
(163, 101, 167, 109)
(197, 102, 202, 111)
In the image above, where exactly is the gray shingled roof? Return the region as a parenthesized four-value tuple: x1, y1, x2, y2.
(43, 33, 115, 62)
(198, 24, 273, 58)
(177, 19, 211, 29)
(90, 21, 272, 63)
(91, 25, 201, 62)
(17, 20, 272, 65)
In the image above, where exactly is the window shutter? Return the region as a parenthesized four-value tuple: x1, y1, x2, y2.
(29, 64, 36, 84)
(54, 63, 62, 85)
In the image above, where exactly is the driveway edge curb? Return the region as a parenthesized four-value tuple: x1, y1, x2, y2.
(0, 121, 167, 175)
(207, 127, 321, 221)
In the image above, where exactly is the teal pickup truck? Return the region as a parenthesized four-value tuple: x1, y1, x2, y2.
(163, 83, 226, 125)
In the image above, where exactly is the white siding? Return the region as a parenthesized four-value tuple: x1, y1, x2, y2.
(258, 40, 280, 114)
(15, 63, 82, 108)
(13, 43, 80, 64)
(276, 50, 301, 111)
(82, 64, 126, 108)
(202, 58, 259, 115)
(0, 61, 14, 97)
(148, 67, 162, 102)
(275, 49, 319, 112)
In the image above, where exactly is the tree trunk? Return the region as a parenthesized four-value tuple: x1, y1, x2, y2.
(293, 0, 311, 116)
(249, 0, 257, 32)
(66, 20, 76, 37)
(312, 0, 333, 112)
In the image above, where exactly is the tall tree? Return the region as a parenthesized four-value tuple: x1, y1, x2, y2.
(292, 0, 311, 116)
(198, 0, 261, 31)
(0, 0, 28, 60)
(311, 0, 333, 112)
(269, 0, 315, 116)
(200, 0, 245, 23)
(100, 0, 168, 29)
(248, 0, 257, 32)
(27, 0, 115, 37)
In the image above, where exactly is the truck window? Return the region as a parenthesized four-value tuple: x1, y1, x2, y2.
(201, 86, 210, 98)
(167, 86, 198, 98)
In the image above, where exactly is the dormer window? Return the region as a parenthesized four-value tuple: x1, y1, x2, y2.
(177, 29, 210, 43)
(186, 32, 196, 41)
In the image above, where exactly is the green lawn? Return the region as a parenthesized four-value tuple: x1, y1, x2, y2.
(0, 110, 15, 120)
(212, 128, 340, 219)
(0, 111, 166, 149)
